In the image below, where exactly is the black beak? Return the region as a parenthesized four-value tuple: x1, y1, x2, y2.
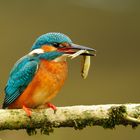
(71, 43, 96, 56)
(71, 43, 96, 51)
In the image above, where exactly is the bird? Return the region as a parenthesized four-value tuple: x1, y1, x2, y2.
(2, 32, 95, 116)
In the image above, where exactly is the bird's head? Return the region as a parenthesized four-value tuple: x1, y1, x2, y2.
(30, 32, 95, 61)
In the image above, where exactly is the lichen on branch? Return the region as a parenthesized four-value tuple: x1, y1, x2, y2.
(0, 104, 140, 135)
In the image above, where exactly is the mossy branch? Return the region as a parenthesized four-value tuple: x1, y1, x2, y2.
(0, 104, 140, 135)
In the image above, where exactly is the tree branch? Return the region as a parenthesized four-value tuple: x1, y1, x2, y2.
(0, 104, 140, 135)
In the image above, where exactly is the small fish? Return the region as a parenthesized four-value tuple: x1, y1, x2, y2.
(68, 50, 93, 79)
(81, 51, 90, 79)
(69, 50, 87, 59)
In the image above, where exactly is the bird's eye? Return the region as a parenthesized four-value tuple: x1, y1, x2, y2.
(53, 43, 65, 48)
(53, 43, 59, 47)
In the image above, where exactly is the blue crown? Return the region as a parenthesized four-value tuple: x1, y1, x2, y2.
(31, 32, 72, 50)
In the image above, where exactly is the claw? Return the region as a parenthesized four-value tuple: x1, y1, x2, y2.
(22, 105, 32, 117)
(47, 103, 57, 113)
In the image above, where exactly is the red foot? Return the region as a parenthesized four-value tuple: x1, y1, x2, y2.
(22, 105, 32, 117)
(47, 103, 57, 113)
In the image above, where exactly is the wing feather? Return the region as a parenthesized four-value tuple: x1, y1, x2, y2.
(3, 55, 39, 108)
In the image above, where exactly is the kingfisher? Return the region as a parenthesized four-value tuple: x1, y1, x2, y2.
(2, 32, 95, 116)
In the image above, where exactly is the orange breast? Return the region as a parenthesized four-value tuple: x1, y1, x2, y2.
(8, 60, 68, 109)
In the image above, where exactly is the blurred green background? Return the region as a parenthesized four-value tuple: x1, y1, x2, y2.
(0, 0, 140, 139)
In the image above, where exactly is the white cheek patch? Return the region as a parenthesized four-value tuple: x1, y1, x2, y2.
(29, 49, 44, 55)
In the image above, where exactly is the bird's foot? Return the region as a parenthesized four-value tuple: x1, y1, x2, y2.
(47, 102, 57, 113)
(22, 105, 32, 117)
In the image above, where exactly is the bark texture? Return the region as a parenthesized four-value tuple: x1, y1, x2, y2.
(0, 104, 140, 135)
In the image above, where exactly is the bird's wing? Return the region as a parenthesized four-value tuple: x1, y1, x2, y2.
(3, 55, 39, 108)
